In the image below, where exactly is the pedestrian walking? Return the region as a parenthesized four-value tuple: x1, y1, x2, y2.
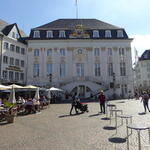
(70, 93, 78, 115)
(141, 91, 150, 113)
(98, 90, 106, 114)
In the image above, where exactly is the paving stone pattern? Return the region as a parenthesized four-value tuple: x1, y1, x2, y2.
(0, 99, 150, 150)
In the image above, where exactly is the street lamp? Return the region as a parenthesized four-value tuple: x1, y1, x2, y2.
(112, 72, 116, 99)
(47, 73, 52, 88)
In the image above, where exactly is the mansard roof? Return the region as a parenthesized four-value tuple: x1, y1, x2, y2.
(29, 18, 131, 40)
(139, 49, 150, 61)
(34, 19, 121, 30)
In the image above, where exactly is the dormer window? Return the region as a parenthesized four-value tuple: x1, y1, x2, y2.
(105, 30, 111, 38)
(93, 30, 99, 38)
(47, 31, 53, 38)
(59, 31, 66, 38)
(33, 31, 40, 38)
(117, 30, 124, 38)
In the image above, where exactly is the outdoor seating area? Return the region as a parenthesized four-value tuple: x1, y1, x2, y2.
(104, 100, 150, 150)
(0, 84, 63, 124)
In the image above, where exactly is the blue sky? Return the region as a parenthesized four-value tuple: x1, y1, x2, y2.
(1, 0, 150, 59)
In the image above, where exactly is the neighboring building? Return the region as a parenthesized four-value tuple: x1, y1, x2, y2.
(0, 19, 27, 85)
(134, 50, 150, 94)
(27, 19, 133, 99)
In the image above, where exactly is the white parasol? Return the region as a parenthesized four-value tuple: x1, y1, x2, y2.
(49, 87, 63, 91)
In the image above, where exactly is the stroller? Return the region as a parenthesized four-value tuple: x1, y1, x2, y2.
(75, 101, 89, 113)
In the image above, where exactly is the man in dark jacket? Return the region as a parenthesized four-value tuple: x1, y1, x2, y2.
(141, 91, 150, 113)
(70, 93, 78, 115)
(98, 90, 106, 114)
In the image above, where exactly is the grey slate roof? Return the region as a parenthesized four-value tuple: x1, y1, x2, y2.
(0, 19, 27, 44)
(34, 19, 121, 30)
(29, 18, 130, 40)
(139, 50, 150, 61)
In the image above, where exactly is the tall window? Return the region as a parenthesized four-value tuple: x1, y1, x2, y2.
(10, 44, 15, 51)
(4, 42, 9, 50)
(95, 63, 101, 76)
(15, 72, 19, 81)
(47, 64, 52, 75)
(10, 57, 14, 65)
(60, 48, 65, 56)
(21, 60, 24, 67)
(15, 59, 19, 66)
(21, 48, 25, 54)
(3, 70, 8, 79)
(33, 31, 40, 38)
(108, 48, 112, 56)
(60, 64, 66, 78)
(59, 31, 66, 38)
(16, 46, 20, 53)
(47, 49, 52, 56)
(34, 49, 39, 56)
(20, 73, 24, 80)
(105, 30, 111, 38)
(119, 48, 125, 56)
(94, 48, 100, 56)
(120, 62, 126, 76)
(47, 31, 53, 38)
(93, 30, 99, 38)
(9, 71, 14, 81)
(33, 64, 39, 77)
(117, 30, 124, 38)
(147, 63, 150, 72)
(108, 63, 113, 76)
(76, 63, 84, 77)
(12, 32, 15, 38)
(3, 56, 8, 64)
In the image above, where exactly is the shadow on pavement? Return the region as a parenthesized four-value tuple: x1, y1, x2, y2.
(88, 113, 101, 117)
(138, 112, 146, 115)
(108, 137, 126, 143)
(103, 126, 116, 130)
(116, 101, 126, 103)
(58, 112, 84, 118)
(0, 121, 11, 126)
(101, 117, 110, 120)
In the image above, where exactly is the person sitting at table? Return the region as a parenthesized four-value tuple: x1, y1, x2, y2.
(33, 98, 40, 112)
(24, 98, 36, 114)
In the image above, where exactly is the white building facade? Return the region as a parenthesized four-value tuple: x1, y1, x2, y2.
(134, 50, 150, 94)
(27, 19, 133, 99)
(0, 20, 27, 85)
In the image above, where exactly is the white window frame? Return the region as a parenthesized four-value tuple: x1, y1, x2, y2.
(60, 64, 66, 78)
(34, 49, 40, 56)
(60, 48, 65, 56)
(117, 30, 124, 38)
(93, 30, 99, 38)
(94, 48, 100, 56)
(105, 30, 111, 38)
(47, 64, 53, 75)
(47, 49, 52, 56)
(95, 63, 101, 76)
(46, 31, 53, 38)
(33, 31, 40, 38)
(59, 30, 66, 38)
(76, 63, 84, 77)
(33, 64, 40, 77)
(108, 48, 113, 56)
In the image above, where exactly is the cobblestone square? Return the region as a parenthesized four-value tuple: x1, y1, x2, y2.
(0, 99, 150, 150)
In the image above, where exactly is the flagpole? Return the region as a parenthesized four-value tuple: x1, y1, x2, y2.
(75, 0, 78, 19)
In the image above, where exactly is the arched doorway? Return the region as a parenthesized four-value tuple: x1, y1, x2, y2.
(71, 85, 92, 98)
